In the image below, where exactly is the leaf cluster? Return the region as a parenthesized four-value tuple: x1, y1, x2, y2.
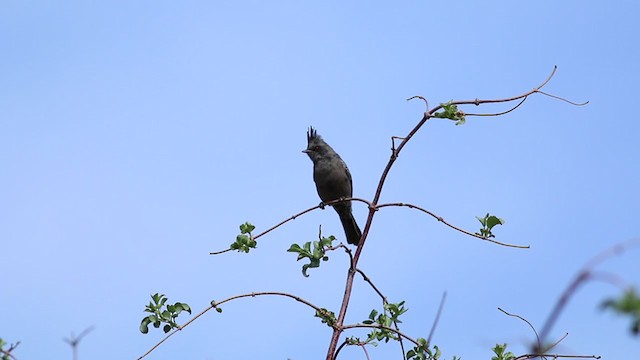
(475, 213, 504, 238)
(601, 288, 640, 335)
(287, 235, 335, 277)
(315, 308, 337, 328)
(140, 293, 192, 334)
(433, 101, 466, 125)
(230, 222, 256, 253)
(363, 301, 407, 344)
(491, 343, 515, 360)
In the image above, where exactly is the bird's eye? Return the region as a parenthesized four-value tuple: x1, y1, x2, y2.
(313, 146, 320, 151)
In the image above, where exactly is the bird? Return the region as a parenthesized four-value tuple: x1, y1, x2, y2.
(303, 127, 362, 245)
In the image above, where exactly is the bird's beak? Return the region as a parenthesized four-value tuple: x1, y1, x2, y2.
(302, 149, 309, 154)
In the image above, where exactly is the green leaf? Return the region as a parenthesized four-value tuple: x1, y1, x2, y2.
(140, 318, 150, 334)
(239, 222, 255, 234)
(287, 244, 302, 252)
(369, 309, 378, 320)
(601, 288, 640, 335)
(486, 215, 505, 229)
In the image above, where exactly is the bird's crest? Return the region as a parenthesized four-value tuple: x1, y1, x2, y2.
(307, 127, 320, 144)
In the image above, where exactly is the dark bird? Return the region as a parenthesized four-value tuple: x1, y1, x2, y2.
(303, 127, 362, 245)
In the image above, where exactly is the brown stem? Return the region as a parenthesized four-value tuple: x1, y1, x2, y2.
(138, 291, 325, 360)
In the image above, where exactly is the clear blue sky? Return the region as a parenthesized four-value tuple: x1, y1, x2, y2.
(2, 1, 639, 359)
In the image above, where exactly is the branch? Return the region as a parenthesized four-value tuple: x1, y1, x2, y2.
(497, 308, 540, 351)
(342, 323, 422, 347)
(326, 66, 566, 359)
(355, 268, 406, 356)
(426, 292, 447, 346)
(538, 237, 640, 343)
(376, 202, 529, 248)
(138, 291, 326, 360)
(514, 354, 600, 360)
(210, 197, 372, 255)
(465, 96, 528, 117)
(0, 341, 20, 360)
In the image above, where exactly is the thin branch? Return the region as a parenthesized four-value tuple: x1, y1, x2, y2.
(428, 66, 559, 116)
(465, 96, 528, 117)
(355, 268, 406, 355)
(426, 292, 447, 346)
(138, 291, 326, 360)
(588, 270, 631, 290)
(407, 95, 430, 112)
(64, 326, 94, 360)
(210, 197, 372, 255)
(356, 269, 387, 303)
(0, 341, 20, 360)
(537, 91, 589, 106)
(329, 243, 355, 269)
(342, 323, 422, 347)
(514, 354, 600, 360)
(538, 237, 640, 343)
(542, 332, 569, 353)
(327, 67, 561, 359)
(333, 340, 349, 360)
(498, 308, 540, 352)
(376, 202, 529, 248)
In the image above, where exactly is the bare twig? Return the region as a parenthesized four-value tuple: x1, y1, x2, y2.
(465, 96, 528, 117)
(514, 354, 600, 360)
(376, 202, 529, 248)
(0, 341, 20, 360)
(543, 332, 570, 353)
(64, 326, 94, 360)
(426, 292, 447, 346)
(355, 268, 406, 355)
(498, 308, 540, 352)
(537, 91, 589, 106)
(538, 237, 640, 343)
(210, 197, 372, 255)
(407, 95, 430, 112)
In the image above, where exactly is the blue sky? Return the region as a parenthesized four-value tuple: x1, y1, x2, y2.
(2, 1, 639, 359)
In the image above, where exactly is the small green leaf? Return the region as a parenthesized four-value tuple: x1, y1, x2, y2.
(140, 318, 150, 334)
(287, 244, 302, 252)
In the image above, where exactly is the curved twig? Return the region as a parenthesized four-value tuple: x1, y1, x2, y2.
(407, 95, 430, 112)
(138, 292, 326, 360)
(498, 307, 540, 352)
(538, 237, 640, 343)
(426, 292, 447, 346)
(537, 91, 589, 106)
(465, 96, 528, 117)
(342, 323, 422, 347)
(210, 197, 372, 255)
(514, 354, 600, 360)
(376, 202, 529, 248)
(542, 332, 569, 353)
(355, 268, 406, 355)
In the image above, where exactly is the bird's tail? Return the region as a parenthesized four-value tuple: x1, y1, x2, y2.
(338, 210, 362, 246)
